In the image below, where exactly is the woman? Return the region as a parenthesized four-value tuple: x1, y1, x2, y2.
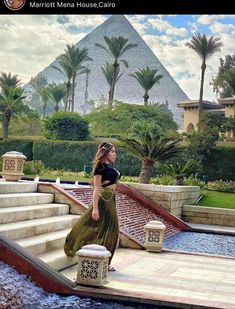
(64, 142, 121, 271)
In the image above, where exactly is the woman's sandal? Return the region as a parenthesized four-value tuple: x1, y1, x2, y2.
(108, 265, 116, 271)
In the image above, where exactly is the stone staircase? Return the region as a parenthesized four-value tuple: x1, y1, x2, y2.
(0, 181, 80, 271)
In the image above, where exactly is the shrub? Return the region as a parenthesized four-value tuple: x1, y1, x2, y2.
(0, 140, 33, 160)
(44, 111, 89, 141)
(208, 180, 235, 192)
(150, 175, 175, 185)
(120, 176, 139, 183)
(183, 176, 206, 188)
(23, 160, 46, 175)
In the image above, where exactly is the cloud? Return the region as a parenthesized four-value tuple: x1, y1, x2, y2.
(0, 15, 93, 84)
(209, 22, 235, 34)
(147, 17, 188, 37)
(195, 15, 235, 25)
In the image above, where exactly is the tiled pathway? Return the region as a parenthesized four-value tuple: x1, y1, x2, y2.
(61, 248, 235, 309)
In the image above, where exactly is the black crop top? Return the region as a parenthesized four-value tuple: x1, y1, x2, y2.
(93, 162, 121, 187)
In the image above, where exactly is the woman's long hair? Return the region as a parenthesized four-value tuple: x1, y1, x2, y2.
(90, 142, 113, 186)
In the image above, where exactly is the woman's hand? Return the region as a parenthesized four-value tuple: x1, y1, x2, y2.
(92, 208, 100, 221)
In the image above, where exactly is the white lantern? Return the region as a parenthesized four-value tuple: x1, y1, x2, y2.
(144, 220, 166, 252)
(76, 244, 111, 287)
(1, 151, 26, 181)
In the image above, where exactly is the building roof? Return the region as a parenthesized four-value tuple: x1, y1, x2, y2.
(177, 100, 222, 110)
(218, 97, 235, 106)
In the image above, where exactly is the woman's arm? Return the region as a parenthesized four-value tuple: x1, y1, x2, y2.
(92, 175, 102, 221)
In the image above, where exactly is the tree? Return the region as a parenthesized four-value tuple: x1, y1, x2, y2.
(48, 83, 66, 112)
(83, 67, 91, 114)
(44, 111, 89, 141)
(0, 72, 22, 88)
(185, 33, 223, 120)
(101, 61, 124, 104)
(86, 101, 178, 137)
(212, 54, 235, 98)
(52, 58, 73, 112)
(163, 161, 195, 185)
(53, 44, 92, 112)
(119, 121, 183, 183)
(0, 73, 26, 139)
(130, 66, 163, 105)
(95, 36, 138, 107)
(30, 73, 50, 117)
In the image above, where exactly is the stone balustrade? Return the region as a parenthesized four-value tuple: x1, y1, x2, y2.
(182, 205, 235, 227)
(126, 183, 200, 218)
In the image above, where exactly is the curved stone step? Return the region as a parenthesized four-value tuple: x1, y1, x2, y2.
(37, 247, 78, 271)
(0, 215, 79, 240)
(16, 228, 73, 255)
(0, 193, 54, 207)
(0, 204, 70, 224)
(0, 181, 37, 194)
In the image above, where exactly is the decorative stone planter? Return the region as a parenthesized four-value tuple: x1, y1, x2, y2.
(144, 220, 166, 252)
(1, 151, 26, 181)
(76, 244, 111, 287)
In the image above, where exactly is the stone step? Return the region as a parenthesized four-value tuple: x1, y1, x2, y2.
(0, 181, 37, 194)
(0, 215, 79, 240)
(0, 193, 54, 208)
(37, 247, 78, 271)
(0, 204, 70, 224)
(16, 228, 73, 256)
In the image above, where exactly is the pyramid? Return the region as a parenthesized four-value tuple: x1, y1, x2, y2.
(39, 15, 189, 127)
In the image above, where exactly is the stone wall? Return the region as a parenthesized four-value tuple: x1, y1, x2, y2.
(182, 205, 235, 226)
(126, 183, 200, 218)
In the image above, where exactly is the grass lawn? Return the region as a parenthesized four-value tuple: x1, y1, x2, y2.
(195, 190, 235, 209)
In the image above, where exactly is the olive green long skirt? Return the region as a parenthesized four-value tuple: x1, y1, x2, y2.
(64, 189, 119, 264)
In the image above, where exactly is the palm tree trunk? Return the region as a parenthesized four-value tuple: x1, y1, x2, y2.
(139, 160, 153, 184)
(55, 103, 59, 112)
(84, 70, 90, 114)
(109, 61, 119, 108)
(198, 60, 206, 123)
(65, 82, 70, 112)
(71, 73, 76, 112)
(2, 108, 12, 139)
(143, 92, 149, 106)
(43, 104, 46, 118)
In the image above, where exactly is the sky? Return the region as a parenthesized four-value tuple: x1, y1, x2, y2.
(0, 14, 235, 102)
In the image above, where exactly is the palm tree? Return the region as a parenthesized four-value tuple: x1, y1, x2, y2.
(130, 67, 163, 105)
(0, 72, 21, 88)
(95, 36, 138, 107)
(119, 121, 183, 183)
(52, 59, 73, 112)
(101, 61, 124, 102)
(164, 161, 194, 185)
(83, 67, 91, 114)
(0, 86, 25, 139)
(185, 33, 223, 120)
(48, 83, 66, 112)
(53, 44, 92, 112)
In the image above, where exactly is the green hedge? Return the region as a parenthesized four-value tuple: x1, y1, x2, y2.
(33, 140, 141, 175)
(206, 147, 235, 181)
(0, 139, 234, 179)
(0, 140, 33, 160)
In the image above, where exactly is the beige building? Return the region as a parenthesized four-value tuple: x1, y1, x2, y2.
(177, 98, 235, 139)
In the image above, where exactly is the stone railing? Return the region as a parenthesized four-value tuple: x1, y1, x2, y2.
(182, 205, 235, 227)
(125, 183, 200, 218)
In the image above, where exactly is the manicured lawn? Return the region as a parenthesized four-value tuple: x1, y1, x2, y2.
(195, 190, 235, 209)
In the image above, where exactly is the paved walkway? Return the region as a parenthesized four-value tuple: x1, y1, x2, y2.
(188, 223, 235, 235)
(61, 248, 235, 309)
